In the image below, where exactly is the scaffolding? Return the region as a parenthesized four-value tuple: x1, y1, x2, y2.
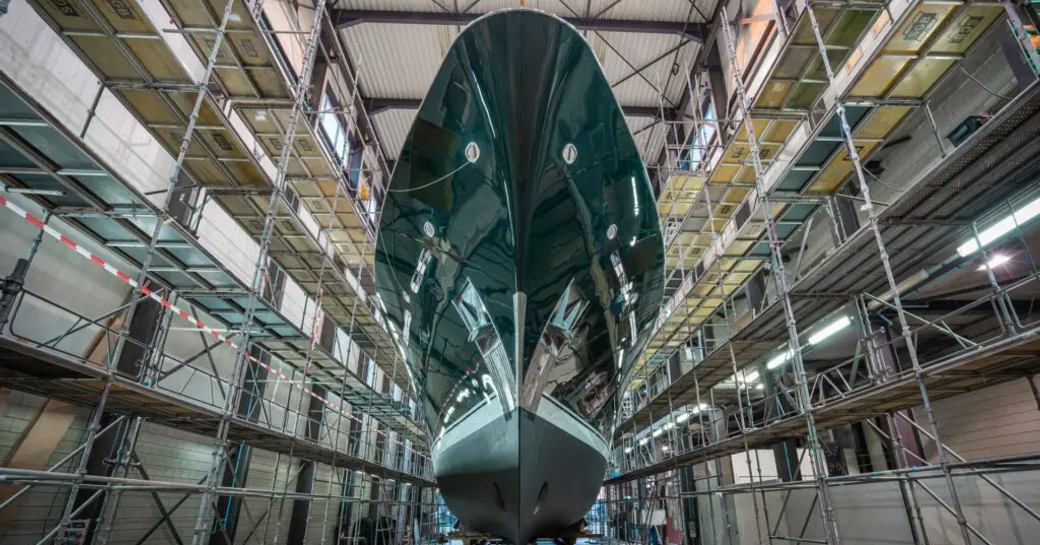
(4, 1, 1040, 544)
(0, 0, 438, 543)
(607, 2, 1040, 545)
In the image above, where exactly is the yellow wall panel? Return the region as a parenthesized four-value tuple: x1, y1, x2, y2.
(764, 119, 799, 143)
(890, 56, 956, 98)
(851, 55, 912, 97)
(756, 79, 795, 109)
(710, 163, 741, 183)
(855, 105, 911, 139)
(806, 140, 879, 193)
(930, 6, 1002, 54)
(885, 4, 957, 54)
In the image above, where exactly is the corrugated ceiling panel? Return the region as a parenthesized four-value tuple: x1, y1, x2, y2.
(593, 31, 683, 75)
(336, 0, 717, 22)
(464, 0, 592, 14)
(338, 3, 709, 163)
(594, 33, 698, 107)
(341, 24, 453, 99)
(335, 0, 443, 12)
(372, 108, 416, 160)
(592, 0, 715, 23)
(609, 45, 699, 106)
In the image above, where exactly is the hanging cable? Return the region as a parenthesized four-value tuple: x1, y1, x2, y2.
(387, 161, 471, 193)
(959, 66, 1016, 101)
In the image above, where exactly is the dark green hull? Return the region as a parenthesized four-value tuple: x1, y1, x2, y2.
(374, 9, 663, 543)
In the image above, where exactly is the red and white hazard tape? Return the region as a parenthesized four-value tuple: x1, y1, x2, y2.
(0, 195, 421, 457)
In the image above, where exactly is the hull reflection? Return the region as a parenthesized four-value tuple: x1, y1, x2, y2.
(374, 9, 664, 544)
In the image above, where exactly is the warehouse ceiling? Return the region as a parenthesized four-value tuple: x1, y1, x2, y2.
(333, 0, 716, 166)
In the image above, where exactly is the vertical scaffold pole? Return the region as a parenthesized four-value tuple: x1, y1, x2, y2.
(803, 4, 972, 545)
(188, 1, 329, 543)
(719, 7, 842, 545)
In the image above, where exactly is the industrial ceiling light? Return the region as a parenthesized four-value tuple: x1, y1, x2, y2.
(766, 315, 852, 370)
(807, 315, 852, 345)
(766, 349, 792, 370)
(977, 254, 1011, 271)
(957, 195, 1040, 257)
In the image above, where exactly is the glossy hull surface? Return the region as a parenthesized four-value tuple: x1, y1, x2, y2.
(374, 9, 663, 544)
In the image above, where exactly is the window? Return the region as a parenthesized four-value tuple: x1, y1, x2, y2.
(318, 92, 350, 167)
(318, 89, 382, 230)
(680, 99, 716, 171)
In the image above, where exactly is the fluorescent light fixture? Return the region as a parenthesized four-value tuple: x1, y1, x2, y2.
(808, 315, 851, 345)
(676, 412, 690, 423)
(767, 350, 792, 370)
(662, 422, 675, 431)
(624, 447, 633, 454)
(978, 254, 1011, 271)
(652, 428, 664, 438)
(755, 383, 765, 391)
(763, 316, 851, 372)
(957, 195, 1040, 257)
(638, 437, 649, 445)
(743, 370, 759, 383)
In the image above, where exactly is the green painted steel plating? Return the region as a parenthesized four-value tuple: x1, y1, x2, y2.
(374, 9, 664, 436)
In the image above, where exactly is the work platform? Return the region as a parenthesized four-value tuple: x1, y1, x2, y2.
(638, 0, 1010, 387)
(610, 0, 1040, 485)
(610, 323, 1040, 482)
(22, 0, 403, 385)
(619, 76, 1040, 440)
(0, 72, 425, 443)
(0, 335, 434, 486)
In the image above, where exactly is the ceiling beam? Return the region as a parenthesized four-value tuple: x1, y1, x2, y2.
(363, 97, 680, 119)
(334, 9, 707, 41)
